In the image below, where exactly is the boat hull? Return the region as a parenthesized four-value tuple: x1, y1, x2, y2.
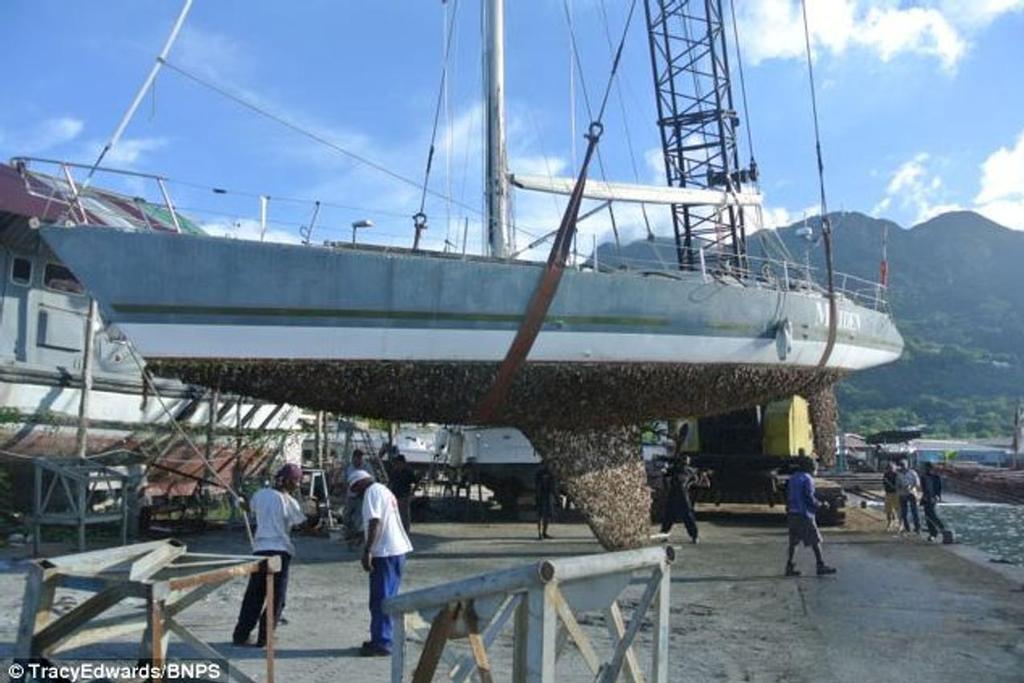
(38, 226, 901, 426)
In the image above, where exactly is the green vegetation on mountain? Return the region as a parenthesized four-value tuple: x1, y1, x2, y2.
(762, 210, 1023, 438)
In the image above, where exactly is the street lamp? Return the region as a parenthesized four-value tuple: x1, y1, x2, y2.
(351, 219, 374, 245)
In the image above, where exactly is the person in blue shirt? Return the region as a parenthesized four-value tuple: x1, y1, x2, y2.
(785, 456, 837, 577)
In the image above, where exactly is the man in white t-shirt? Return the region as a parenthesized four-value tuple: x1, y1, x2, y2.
(347, 469, 413, 657)
(233, 463, 307, 647)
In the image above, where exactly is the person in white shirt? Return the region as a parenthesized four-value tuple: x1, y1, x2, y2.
(896, 459, 922, 535)
(232, 463, 307, 647)
(347, 469, 413, 657)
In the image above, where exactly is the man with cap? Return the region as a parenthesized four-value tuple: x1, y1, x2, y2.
(232, 463, 307, 647)
(348, 469, 413, 657)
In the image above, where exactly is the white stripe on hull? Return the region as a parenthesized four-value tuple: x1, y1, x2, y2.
(120, 323, 900, 371)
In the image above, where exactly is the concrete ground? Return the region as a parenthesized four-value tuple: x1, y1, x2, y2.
(2, 507, 1023, 682)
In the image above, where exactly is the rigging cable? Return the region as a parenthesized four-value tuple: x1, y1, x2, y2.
(415, 0, 461, 247)
(728, 0, 757, 170)
(800, 0, 839, 369)
(561, 0, 641, 249)
(598, 0, 654, 241)
(60, 0, 193, 221)
(159, 59, 481, 218)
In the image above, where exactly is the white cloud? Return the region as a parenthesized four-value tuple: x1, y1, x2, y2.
(103, 137, 169, 166)
(16, 116, 85, 154)
(201, 218, 301, 244)
(734, 0, 1023, 71)
(974, 129, 1024, 229)
(175, 26, 249, 81)
(872, 153, 962, 223)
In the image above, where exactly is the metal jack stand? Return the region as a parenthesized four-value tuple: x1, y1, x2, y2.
(31, 458, 129, 556)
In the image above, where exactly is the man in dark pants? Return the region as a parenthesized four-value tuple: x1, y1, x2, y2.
(660, 457, 699, 543)
(387, 454, 418, 533)
(785, 456, 836, 577)
(233, 463, 307, 647)
(896, 459, 922, 535)
(921, 462, 947, 541)
(535, 465, 556, 540)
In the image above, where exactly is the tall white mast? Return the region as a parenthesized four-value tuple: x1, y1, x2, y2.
(484, 0, 511, 258)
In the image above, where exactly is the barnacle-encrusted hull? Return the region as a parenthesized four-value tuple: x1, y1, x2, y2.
(41, 227, 902, 549)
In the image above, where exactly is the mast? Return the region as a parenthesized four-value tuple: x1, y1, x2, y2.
(483, 0, 511, 258)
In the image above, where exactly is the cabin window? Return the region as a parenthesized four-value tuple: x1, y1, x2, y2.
(43, 263, 84, 295)
(11, 257, 32, 286)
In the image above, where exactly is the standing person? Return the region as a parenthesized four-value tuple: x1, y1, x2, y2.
(347, 469, 413, 657)
(344, 450, 367, 547)
(784, 456, 837, 577)
(921, 462, 947, 541)
(660, 457, 699, 544)
(535, 464, 556, 540)
(882, 461, 900, 532)
(896, 459, 922, 535)
(232, 463, 307, 647)
(387, 454, 418, 533)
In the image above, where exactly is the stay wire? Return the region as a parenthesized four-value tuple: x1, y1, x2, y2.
(598, 0, 654, 240)
(417, 0, 461, 219)
(799, 0, 830, 226)
(160, 58, 481, 218)
(728, 0, 757, 168)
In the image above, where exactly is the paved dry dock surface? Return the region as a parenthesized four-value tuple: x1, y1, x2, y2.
(2, 508, 1023, 682)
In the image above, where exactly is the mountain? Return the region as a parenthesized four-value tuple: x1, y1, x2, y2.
(765, 210, 1023, 437)
(599, 210, 1024, 438)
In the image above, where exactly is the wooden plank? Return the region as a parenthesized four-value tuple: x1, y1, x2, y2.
(164, 615, 258, 683)
(599, 568, 662, 683)
(148, 591, 166, 680)
(451, 594, 521, 683)
(166, 557, 272, 591)
(265, 569, 275, 683)
(36, 586, 129, 654)
(14, 564, 57, 658)
(464, 604, 494, 683)
(605, 602, 645, 683)
(50, 579, 225, 654)
(412, 602, 459, 683)
(46, 540, 172, 574)
(549, 585, 600, 674)
(130, 540, 187, 581)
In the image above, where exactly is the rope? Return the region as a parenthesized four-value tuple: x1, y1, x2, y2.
(160, 59, 480, 218)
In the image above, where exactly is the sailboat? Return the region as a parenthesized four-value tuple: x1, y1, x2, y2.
(28, 1, 902, 548)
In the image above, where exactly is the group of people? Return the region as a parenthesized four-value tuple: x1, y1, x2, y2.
(882, 459, 946, 541)
(233, 453, 417, 658)
(658, 452, 840, 577)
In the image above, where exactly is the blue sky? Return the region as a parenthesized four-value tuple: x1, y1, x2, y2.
(1, 0, 1022, 254)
